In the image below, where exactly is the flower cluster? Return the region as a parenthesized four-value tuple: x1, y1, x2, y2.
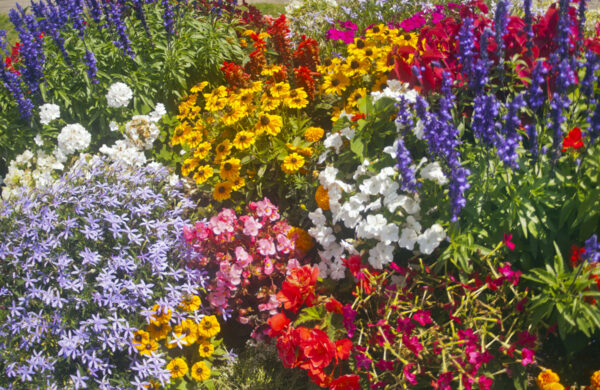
(0, 156, 197, 389)
(536, 368, 600, 390)
(182, 198, 313, 330)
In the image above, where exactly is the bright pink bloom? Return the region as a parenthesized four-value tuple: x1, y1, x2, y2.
(242, 216, 262, 236)
(403, 363, 418, 385)
(521, 348, 535, 366)
(412, 310, 432, 326)
(257, 238, 276, 256)
(503, 233, 515, 251)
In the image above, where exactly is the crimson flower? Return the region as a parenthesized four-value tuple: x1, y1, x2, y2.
(329, 375, 360, 390)
(503, 233, 515, 251)
(562, 127, 584, 152)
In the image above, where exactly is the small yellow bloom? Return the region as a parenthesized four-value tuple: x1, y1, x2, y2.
(248, 80, 263, 93)
(198, 340, 214, 357)
(197, 315, 220, 338)
(297, 147, 313, 158)
(193, 165, 214, 185)
(233, 131, 256, 150)
(220, 157, 241, 181)
(166, 358, 188, 379)
(190, 81, 209, 93)
(230, 176, 245, 191)
(322, 73, 350, 96)
(261, 64, 284, 77)
(215, 139, 232, 157)
(347, 88, 367, 109)
(132, 330, 150, 348)
(150, 304, 171, 326)
(193, 141, 211, 160)
(213, 182, 233, 201)
(171, 123, 191, 146)
(255, 113, 283, 136)
(148, 322, 171, 341)
(541, 384, 564, 390)
(281, 153, 305, 174)
(221, 105, 246, 126)
(180, 295, 202, 312)
(343, 55, 370, 78)
(261, 94, 281, 111)
(536, 369, 560, 389)
(304, 127, 324, 142)
(139, 340, 159, 356)
(591, 369, 600, 390)
(270, 82, 290, 99)
(204, 93, 227, 112)
(181, 158, 200, 177)
(190, 361, 211, 381)
(185, 131, 203, 148)
(315, 185, 330, 210)
(173, 319, 199, 346)
(284, 88, 309, 109)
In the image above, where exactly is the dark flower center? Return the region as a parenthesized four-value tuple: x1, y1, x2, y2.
(366, 49, 373, 56)
(404, 34, 411, 40)
(218, 186, 226, 193)
(331, 78, 340, 87)
(290, 90, 298, 98)
(146, 343, 152, 350)
(204, 322, 212, 329)
(239, 135, 247, 142)
(324, 58, 332, 66)
(135, 334, 142, 342)
(176, 129, 184, 136)
(291, 158, 297, 164)
(260, 116, 270, 125)
(224, 163, 232, 171)
(351, 60, 359, 69)
(356, 39, 365, 48)
(197, 367, 203, 374)
(204, 346, 210, 352)
(372, 26, 380, 33)
(218, 145, 226, 152)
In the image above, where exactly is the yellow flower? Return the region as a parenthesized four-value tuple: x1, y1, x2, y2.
(230, 176, 245, 191)
(261, 93, 281, 111)
(297, 147, 313, 158)
(591, 370, 600, 390)
(322, 73, 350, 96)
(190, 81, 209, 93)
(193, 165, 214, 185)
(284, 88, 309, 109)
(287, 227, 314, 253)
(185, 131, 203, 148)
(204, 93, 227, 112)
(372, 75, 388, 92)
(166, 358, 188, 379)
(270, 82, 290, 99)
(347, 88, 367, 108)
(281, 153, 305, 174)
(375, 55, 394, 74)
(315, 185, 330, 210)
(221, 105, 246, 126)
(190, 361, 211, 381)
(197, 315, 220, 338)
(173, 319, 199, 346)
(150, 304, 171, 326)
(344, 55, 370, 78)
(193, 141, 211, 160)
(215, 139, 232, 157)
(180, 295, 202, 312)
(541, 384, 564, 390)
(220, 158, 241, 181)
(235, 90, 256, 109)
(148, 322, 172, 341)
(304, 126, 324, 142)
(261, 64, 284, 76)
(248, 80, 263, 93)
(213, 182, 233, 201)
(198, 340, 214, 357)
(536, 369, 560, 389)
(132, 330, 150, 349)
(233, 131, 256, 150)
(139, 340, 159, 356)
(317, 57, 342, 74)
(255, 113, 283, 136)
(171, 123, 191, 146)
(181, 158, 200, 177)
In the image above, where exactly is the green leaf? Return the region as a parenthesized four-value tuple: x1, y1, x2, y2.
(350, 137, 364, 160)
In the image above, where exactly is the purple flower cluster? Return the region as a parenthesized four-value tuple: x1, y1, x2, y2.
(0, 157, 204, 389)
(583, 234, 600, 263)
(395, 97, 417, 192)
(458, 17, 475, 81)
(472, 94, 500, 147)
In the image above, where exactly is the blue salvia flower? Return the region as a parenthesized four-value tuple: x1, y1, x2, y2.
(0, 57, 35, 120)
(472, 94, 500, 146)
(525, 60, 547, 159)
(583, 235, 600, 263)
(497, 94, 524, 169)
(556, 0, 571, 60)
(84, 0, 103, 25)
(84, 49, 98, 83)
(577, 0, 587, 53)
(458, 17, 475, 81)
(162, 0, 176, 38)
(104, 0, 135, 58)
(471, 28, 492, 94)
(42, 1, 72, 65)
(549, 57, 574, 163)
(394, 97, 417, 192)
(524, 0, 533, 57)
(9, 9, 44, 94)
(494, 0, 509, 75)
(580, 52, 598, 99)
(133, 0, 152, 40)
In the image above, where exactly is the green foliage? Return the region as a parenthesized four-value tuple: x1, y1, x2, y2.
(252, 3, 287, 16)
(0, 14, 17, 44)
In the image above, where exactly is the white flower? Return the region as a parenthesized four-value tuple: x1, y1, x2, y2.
(124, 115, 159, 150)
(149, 103, 166, 122)
(413, 119, 424, 140)
(323, 132, 343, 153)
(353, 159, 370, 180)
(398, 227, 419, 250)
(57, 124, 91, 155)
(317, 261, 330, 279)
(340, 126, 355, 140)
(15, 150, 34, 166)
(99, 140, 147, 166)
(417, 224, 446, 255)
(421, 162, 448, 185)
(329, 260, 346, 280)
(34, 134, 43, 146)
(380, 223, 399, 244)
(39, 103, 60, 125)
(368, 242, 394, 269)
(106, 82, 133, 108)
(401, 196, 421, 215)
(318, 166, 339, 188)
(383, 139, 400, 158)
(308, 208, 327, 226)
(109, 121, 119, 132)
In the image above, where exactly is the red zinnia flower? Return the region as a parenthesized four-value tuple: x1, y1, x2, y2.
(562, 127, 584, 152)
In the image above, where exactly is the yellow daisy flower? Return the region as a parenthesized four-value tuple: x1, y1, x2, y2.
(139, 340, 159, 356)
(150, 304, 171, 326)
(233, 131, 256, 150)
(173, 319, 198, 346)
(230, 176, 245, 191)
(185, 131, 203, 148)
(179, 295, 202, 312)
(221, 105, 246, 126)
(304, 126, 325, 142)
(235, 90, 256, 110)
(284, 88, 309, 109)
(344, 55, 370, 78)
(190, 81, 209, 93)
(148, 322, 172, 341)
(375, 55, 394, 74)
(261, 93, 281, 111)
(270, 82, 290, 99)
(171, 123, 191, 146)
(255, 113, 283, 136)
(372, 75, 388, 92)
(197, 315, 220, 338)
(198, 340, 214, 358)
(166, 358, 188, 379)
(181, 158, 200, 177)
(281, 153, 305, 174)
(317, 57, 342, 74)
(204, 93, 227, 112)
(213, 182, 233, 201)
(191, 361, 210, 382)
(248, 80, 263, 93)
(132, 330, 150, 349)
(347, 88, 367, 109)
(193, 141, 211, 160)
(215, 139, 232, 157)
(322, 73, 350, 96)
(193, 165, 213, 185)
(220, 158, 241, 181)
(261, 64, 284, 77)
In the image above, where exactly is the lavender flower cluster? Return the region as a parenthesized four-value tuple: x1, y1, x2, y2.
(0, 156, 204, 389)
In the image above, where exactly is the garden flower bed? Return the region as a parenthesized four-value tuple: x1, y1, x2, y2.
(1, 0, 600, 388)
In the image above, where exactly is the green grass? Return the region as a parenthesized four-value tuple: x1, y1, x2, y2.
(252, 2, 287, 16)
(0, 13, 18, 45)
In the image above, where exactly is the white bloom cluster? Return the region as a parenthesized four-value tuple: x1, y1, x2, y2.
(124, 115, 160, 150)
(57, 123, 91, 156)
(371, 80, 418, 103)
(309, 139, 449, 278)
(99, 140, 147, 167)
(106, 82, 133, 108)
(39, 103, 60, 125)
(2, 149, 64, 199)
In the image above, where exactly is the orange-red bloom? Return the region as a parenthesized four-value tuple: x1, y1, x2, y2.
(562, 127, 584, 152)
(329, 375, 361, 390)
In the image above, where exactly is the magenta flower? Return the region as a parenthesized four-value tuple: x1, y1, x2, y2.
(412, 309, 433, 326)
(521, 347, 535, 366)
(478, 376, 493, 390)
(402, 334, 423, 355)
(400, 13, 426, 31)
(403, 363, 418, 385)
(503, 233, 515, 251)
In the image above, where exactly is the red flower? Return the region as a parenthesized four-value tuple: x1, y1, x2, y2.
(301, 328, 336, 372)
(325, 298, 343, 314)
(329, 375, 360, 390)
(351, 113, 366, 122)
(276, 265, 319, 312)
(569, 244, 586, 267)
(562, 127, 584, 152)
(267, 313, 290, 337)
(335, 338, 352, 360)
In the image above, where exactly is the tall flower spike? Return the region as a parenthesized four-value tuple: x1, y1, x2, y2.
(497, 94, 524, 169)
(494, 0, 509, 76)
(523, 0, 533, 57)
(395, 97, 417, 192)
(458, 17, 475, 81)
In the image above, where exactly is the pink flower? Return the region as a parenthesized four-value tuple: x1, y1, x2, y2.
(498, 262, 522, 285)
(235, 246, 253, 267)
(402, 334, 423, 356)
(478, 376, 493, 390)
(242, 216, 262, 236)
(276, 233, 294, 254)
(209, 209, 237, 235)
(254, 198, 280, 221)
(403, 363, 418, 385)
(521, 348, 535, 366)
(257, 238, 276, 256)
(503, 233, 515, 251)
(436, 372, 453, 390)
(400, 13, 426, 31)
(264, 257, 274, 275)
(286, 258, 300, 272)
(517, 331, 536, 349)
(412, 310, 432, 326)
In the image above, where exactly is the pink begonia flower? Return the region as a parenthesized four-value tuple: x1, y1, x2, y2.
(264, 257, 274, 275)
(503, 233, 515, 251)
(208, 290, 228, 308)
(521, 348, 535, 366)
(412, 310, 432, 326)
(258, 294, 280, 314)
(257, 238, 276, 256)
(403, 363, 418, 385)
(286, 258, 300, 273)
(253, 198, 280, 221)
(235, 246, 252, 268)
(276, 233, 294, 254)
(242, 216, 262, 236)
(209, 209, 237, 235)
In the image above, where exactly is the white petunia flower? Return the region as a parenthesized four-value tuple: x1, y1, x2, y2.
(319, 166, 339, 188)
(368, 242, 394, 269)
(148, 103, 166, 122)
(57, 123, 91, 155)
(308, 208, 327, 226)
(398, 227, 419, 250)
(323, 132, 343, 153)
(421, 162, 448, 185)
(417, 224, 446, 255)
(106, 82, 133, 108)
(34, 134, 43, 146)
(328, 260, 346, 280)
(413, 119, 424, 140)
(109, 121, 119, 132)
(39, 103, 60, 125)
